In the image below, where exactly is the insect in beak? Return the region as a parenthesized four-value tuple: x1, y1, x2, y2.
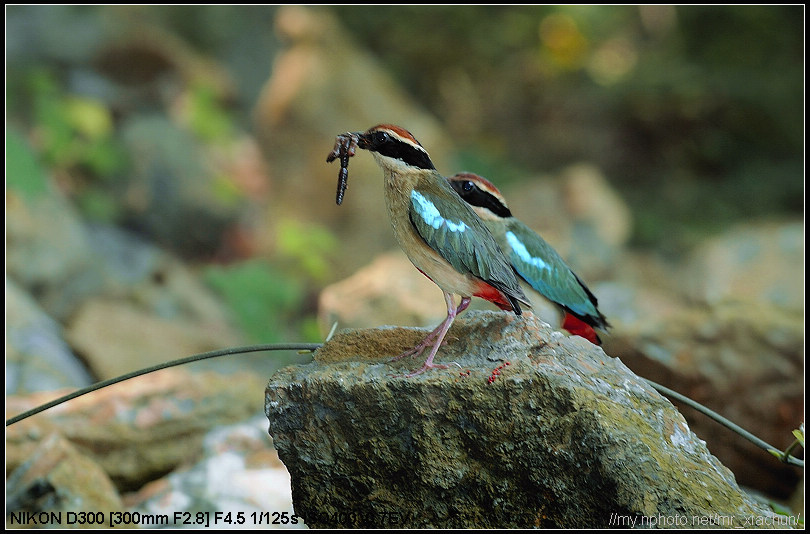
(326, 132, 362, 205)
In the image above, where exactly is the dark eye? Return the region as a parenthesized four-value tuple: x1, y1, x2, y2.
(373, 131, 390, 144)
(462, 180, 474, 192)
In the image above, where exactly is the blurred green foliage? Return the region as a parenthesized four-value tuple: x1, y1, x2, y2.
(204, 259, 307, 343)
(202, 219, 337, 343)
(8, 68, 129, 221)
(185, 84, 235, 142)
(6, 129, 49, 201)
(24, 69, 128, 178)
(276, 219, 339, 283)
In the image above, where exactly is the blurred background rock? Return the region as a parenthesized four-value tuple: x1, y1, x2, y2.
(6, 4, 803, 517)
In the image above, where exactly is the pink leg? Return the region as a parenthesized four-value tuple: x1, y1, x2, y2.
(390, 296, 470, 362)
(404, 293, 470, 377)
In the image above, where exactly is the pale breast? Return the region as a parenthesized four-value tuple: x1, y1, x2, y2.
(383, 172, 481, 297)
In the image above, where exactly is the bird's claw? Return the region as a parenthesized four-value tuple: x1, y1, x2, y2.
(389, 331, 450, 362)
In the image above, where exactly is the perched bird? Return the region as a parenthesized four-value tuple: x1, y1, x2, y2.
(332, 124, 529, 376)
(448, 172, 609, 345)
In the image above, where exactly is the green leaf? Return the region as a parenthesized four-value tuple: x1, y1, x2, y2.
(6, 130, 48, 200)
(766, 448, 784, 460)
(791, 426, 804, 447)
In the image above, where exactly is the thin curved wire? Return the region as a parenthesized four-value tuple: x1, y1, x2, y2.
(6, 342, 803, 469)
(5, 343, 322, 426)
(645, 379, 803, 468)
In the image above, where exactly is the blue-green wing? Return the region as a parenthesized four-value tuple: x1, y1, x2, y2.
(408, 188, 521, 299)
(503, 219, 606, 326)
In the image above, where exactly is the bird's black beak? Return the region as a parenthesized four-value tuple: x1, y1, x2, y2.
(355, 131, 372, 151)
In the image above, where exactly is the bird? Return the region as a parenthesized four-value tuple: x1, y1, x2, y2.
(331, 124, 529, 376)
(447, 172, 609, 345)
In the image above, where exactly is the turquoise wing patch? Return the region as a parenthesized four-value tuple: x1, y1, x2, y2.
(409, 189, 503, 283)
(504, 226, 598, 319)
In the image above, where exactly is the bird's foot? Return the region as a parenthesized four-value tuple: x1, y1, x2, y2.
(389, 328, 446, 362)
(389, 344, 427, 362)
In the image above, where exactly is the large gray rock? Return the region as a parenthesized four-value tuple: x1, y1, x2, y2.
(265, 311, 780, 528)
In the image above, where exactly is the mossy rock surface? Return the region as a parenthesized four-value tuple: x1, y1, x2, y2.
(266, 311, 779, 528)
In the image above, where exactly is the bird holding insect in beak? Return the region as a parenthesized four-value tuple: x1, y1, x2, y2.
(448, 172, 609, 345)
(327, 125, 529, 376)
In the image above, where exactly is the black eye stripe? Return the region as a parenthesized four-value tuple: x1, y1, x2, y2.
(372, 134, 435, 170)
(450, 180, 512, 218)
